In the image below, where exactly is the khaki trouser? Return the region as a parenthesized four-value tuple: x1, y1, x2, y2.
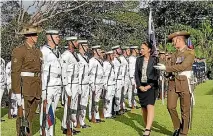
(16, 96, 40, 136)
(167, 90, 191, 135)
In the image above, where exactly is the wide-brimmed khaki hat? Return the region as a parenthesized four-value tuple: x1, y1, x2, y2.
(19, 25, 42, 35)
(168, 31, 190, 42)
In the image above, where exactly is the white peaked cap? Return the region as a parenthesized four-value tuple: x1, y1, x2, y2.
(78, 40, 88, 44)
(130, 46, 138, 49)
(91, 45, 101, 49)
(111, 45, 120, 50)
(65, 36, 78, 41)
(106, 51, 114, 54)
(45, 29, 59, 35)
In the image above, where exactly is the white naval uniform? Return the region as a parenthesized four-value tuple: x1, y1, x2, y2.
(112, 56, 124, 112)
(128, 55, 137, 107)
(61, 50, 80, 129)
(88, 57, 104, 120)
(103, 61, 116, 117)
(6, 61, 17, 115)
(78, 53, 90, 126)
(0, 58, 6, 104)
(120, 56, 132, 109)
(40, 45, 62, 136)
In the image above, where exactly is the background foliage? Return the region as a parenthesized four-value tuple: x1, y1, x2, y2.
(1, 1, 213, 69)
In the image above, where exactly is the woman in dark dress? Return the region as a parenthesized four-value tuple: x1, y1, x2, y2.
(135, 42, 159, 136)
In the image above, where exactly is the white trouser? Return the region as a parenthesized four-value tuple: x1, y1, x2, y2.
(104, 85, 115, 117)
(0, 86, 5, 105)
(10, 92, 18, 115)
(79, 84, 89, 126)
(128, 87, 137, 107)
(123, 77, 131, 109)
(114, 80, 123, 112)
(40, 86, 61, 136)
(62, 84, 79, 129)
(88, 85, 103, 120)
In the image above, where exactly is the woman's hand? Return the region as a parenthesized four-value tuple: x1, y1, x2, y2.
(144, 85, 151, 91)
(139, 86, 146, 92)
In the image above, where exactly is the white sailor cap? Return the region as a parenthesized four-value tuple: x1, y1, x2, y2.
(45, 29, 59, 35)
(106, 51, 114, 54)
(111, 45, 120, 50)
(78, 40, 88, 44)
(130, 46, 138, 49)
(122, 46, 130, 50)
(65, 36, 78, 41)
(91, 45, 101, 50)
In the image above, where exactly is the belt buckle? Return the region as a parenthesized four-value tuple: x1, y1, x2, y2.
(34, 72, 40, 77)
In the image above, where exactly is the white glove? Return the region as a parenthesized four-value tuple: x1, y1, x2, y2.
(154, 63, 166, 71)
(65, 85, 72, 96)
(14, 93, 22, 106)
(131, 78, 135, 85)
(90, 83, 95, 92)
(42, 90, 47, 100)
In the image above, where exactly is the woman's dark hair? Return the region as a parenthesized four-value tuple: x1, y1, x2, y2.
(142, 41, 152, 49)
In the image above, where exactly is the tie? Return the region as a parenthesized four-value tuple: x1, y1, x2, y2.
(53, 48, 59, 58)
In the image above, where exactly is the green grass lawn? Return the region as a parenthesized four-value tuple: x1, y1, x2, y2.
(1, 80, 213, 136)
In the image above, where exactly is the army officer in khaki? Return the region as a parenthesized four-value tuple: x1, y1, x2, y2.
(11, 25, 43, 136)
(154, 31, 195, 136)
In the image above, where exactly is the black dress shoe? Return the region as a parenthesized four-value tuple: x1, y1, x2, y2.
(115, 111, 121, 115)
(106, 116, 116, 119)
(72, 130, 78, 135)
(124, 109, 131, 112)
(81, 124, 91, 128)
(173, 129, 180, 136)
(73, 129, 81, 133)
(96, 119, 105, 122)
(119, 110, 125, 115)
(63, 129, 81, 135)
(62, 129, 67, 134)
(136, 106, 140, 109)
(112, 112, 116, 116)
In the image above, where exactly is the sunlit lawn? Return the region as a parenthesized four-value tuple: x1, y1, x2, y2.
(1, 80, 213, 136)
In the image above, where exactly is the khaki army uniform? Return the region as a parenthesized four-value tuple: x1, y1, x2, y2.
(166, 47, 195, 135)
(12, 27, 42, 135)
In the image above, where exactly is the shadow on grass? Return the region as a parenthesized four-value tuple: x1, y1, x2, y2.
(33, 105, 64, 135)
(152, 121, 173, 135)
(114, 111, 144, 136)
(114, 111, 172, 136)
(32, 113, 40, 135)
(205, 88, 213, 95)
(55, 106, 64, 123)
(1, 108, 8, 118)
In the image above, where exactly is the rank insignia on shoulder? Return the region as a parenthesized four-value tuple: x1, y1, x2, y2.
(13, 58, 18, 63)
